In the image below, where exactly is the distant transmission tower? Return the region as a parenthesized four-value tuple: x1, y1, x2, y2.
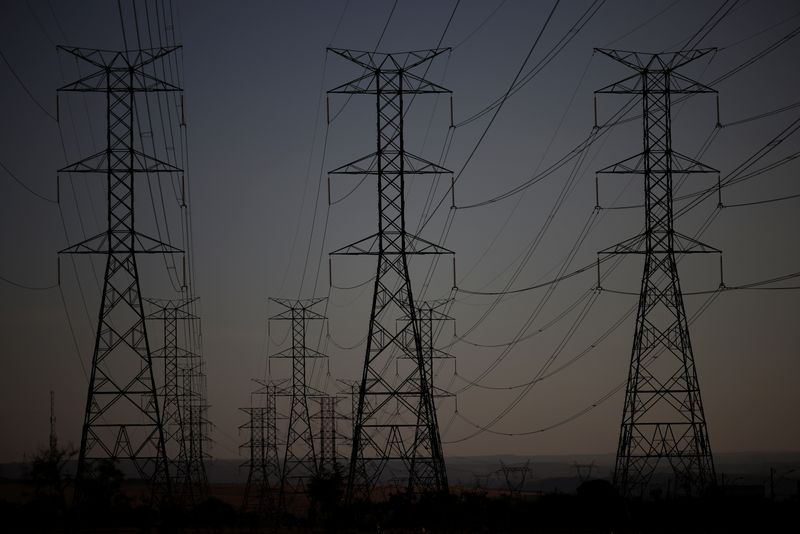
(594, 48, 720, 498)
(146, 297, 203, 504)
(400, 300, 455, 486)
(328, 48, 452, 501)
(573, 461, 596, 483)
(499, 460, 531, 498)
(182, 355, 210, 502)
(241, 381, 282, 514)
(401, 299, 456, 399)
(312, 395, 348, 475)
(58, 46, 183, 504)
(269, 298, 327, 500)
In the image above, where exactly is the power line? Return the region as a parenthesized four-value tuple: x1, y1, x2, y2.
(445, 288, 723, 442)
(600, 0, 683, 48)
(407, 1, 567, 326)
(0, 274, 57, 291)
(58, 284, 89, 381)
(0, 158, 57, 203)
(451, 0, 506, 49)
(449, 23, 800, 215)
(681, 0, 741, 50)
(438, 8, 792, 444)
(0, 48, 57, 121)
(441, 17, 800, 444)
(452, 0, 604, 129)
(724, 191, 800, 208)
(130, 0, 183, 292)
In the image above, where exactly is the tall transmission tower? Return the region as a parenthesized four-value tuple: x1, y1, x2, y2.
(241, 381, 282, 514)
(269, 298, 327, 500)
(328, 48, 453, 501)
(594, 48, 720, 498)
(146, 297, 205, 505)
(57, 46, 183, 504)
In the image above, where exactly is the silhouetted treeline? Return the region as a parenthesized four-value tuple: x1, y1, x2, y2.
(2, 456, 798, 533)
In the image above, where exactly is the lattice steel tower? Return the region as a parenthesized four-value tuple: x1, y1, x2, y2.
(312, 395, 348, 475)
(58, 46, 183, 503)
(269, 298, 327, 499)
(146, 297, 205, 504)
(241, 381, 282, 514)
(400, 300, 455, 489)
(182, 353, 210, 502)
(328, 48, 452, 500)
(401, 299, 455, 399)
(594, 48, 719, 498)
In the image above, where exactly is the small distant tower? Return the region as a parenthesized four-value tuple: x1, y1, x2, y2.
(499, 460, 531, 498)
(268, 298, 327, 501)
(312, 395, 348, 475)
(146, 297, 204, 505)
(573, 462, 596, 483)
(49, 390, 57, 454)
(241, 381, 282, 514)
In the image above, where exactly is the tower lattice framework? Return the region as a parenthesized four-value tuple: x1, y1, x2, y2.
(399, 300, 455, 488)
(241, 381, 282, 514)
(269, 298, 327, 499)
(58, 46, 183, 504)
(595, 48, 720, 498)
(182, 353, 210, 502)
(328, 48, 452, 500)
(312, 395, 348, 476)
(146, 297, 207, 505)
(401, 299, 455, 400)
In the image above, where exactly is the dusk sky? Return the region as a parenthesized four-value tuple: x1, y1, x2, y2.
(1, 0, 799, 464)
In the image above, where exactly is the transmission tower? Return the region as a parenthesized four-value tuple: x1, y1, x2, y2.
(594, 48, 720, 498)
(312, 395, 349, 475)
(146, 297, 206, 505)
(269, 298, 327, 500)
(399, 300, 455, 487)
(182, 355, 210, 502)
(400, 299, 456, 399)
(328, 48, 452, 501)
(241, 381, 282, 514)
(58, 46, 183, 504)
(499, 460, 531, 498)
(573, 461, 596, 483)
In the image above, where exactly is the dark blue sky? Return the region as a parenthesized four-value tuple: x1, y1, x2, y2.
(1, 0, 799, 462)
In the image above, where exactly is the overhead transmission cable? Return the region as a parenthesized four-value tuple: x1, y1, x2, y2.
(440, 8, 796, 442)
